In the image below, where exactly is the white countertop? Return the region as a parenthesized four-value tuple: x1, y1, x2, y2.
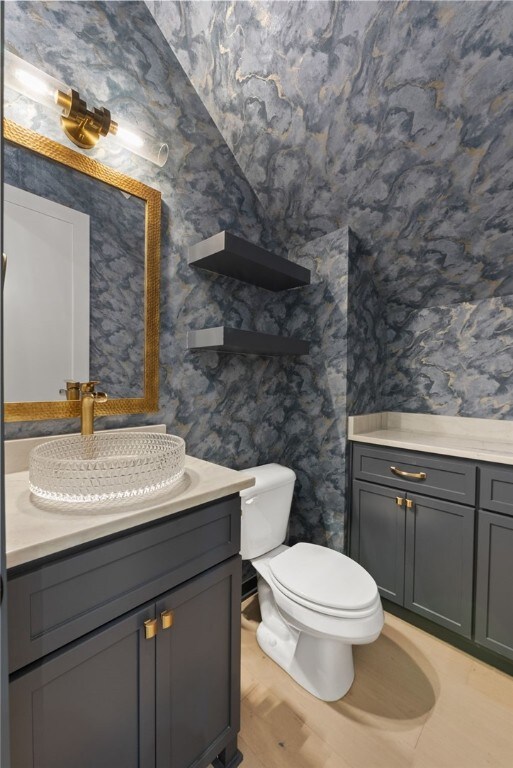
(5, 449, 254, 569)
(348, 412, 513, 466)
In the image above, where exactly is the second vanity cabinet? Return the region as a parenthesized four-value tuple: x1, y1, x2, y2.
(351, 443, 513, 665)
(352, 452, 475, 637)
(8, 495, 243, 768)
(352, 446, 476, 637)
(352, 482, 475, 636)
(475, 466, 513, 661)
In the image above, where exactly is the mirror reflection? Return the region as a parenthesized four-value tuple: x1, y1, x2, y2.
(3, 140, 146, 402)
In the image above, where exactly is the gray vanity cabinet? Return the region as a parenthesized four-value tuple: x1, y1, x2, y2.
(404, 494, 474, 637)
(352, 480, 474, 636)
(156, 558, 241, 768)
(475, 464, 513, 661)
(351, 481, 406, 605)
(475, 512, 513, 662)
(10, 603, 157, 768)
(352, 444, 513, 666)
(351, 445, 476, 639)
(8, 496, 243, 768)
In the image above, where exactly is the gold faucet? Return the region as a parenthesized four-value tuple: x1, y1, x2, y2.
(80, 381, 108, 435)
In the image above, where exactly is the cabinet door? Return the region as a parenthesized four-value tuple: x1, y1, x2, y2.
(156, 556, 241, 768)
(351, 481, 406, 605)
(405, 494, 474, 638)
(475, 511, 513, 660)
(10, 604, 156, 768)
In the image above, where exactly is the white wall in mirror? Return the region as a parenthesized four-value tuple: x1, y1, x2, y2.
(3, 184, 90, 402)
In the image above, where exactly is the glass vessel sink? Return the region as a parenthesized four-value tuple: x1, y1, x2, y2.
(29, 432, 186, 503)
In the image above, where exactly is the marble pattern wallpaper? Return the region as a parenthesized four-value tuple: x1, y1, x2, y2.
(270, 228, 384, 551)
(148, 0, 513, 310)
(347, 230, 387, 417)
(148, 0, 513, 423)
(383, 296, 513, 419)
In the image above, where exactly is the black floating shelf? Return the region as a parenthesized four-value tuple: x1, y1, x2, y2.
(187, 327, 310, 356)
(188, 231, 310, 291)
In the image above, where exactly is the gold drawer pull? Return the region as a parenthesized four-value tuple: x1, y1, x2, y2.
(161, 610, 174, 630)
(405, 498, 414, 509)
(395, 496, 405, 507)
(144, 618, 158, 640)
(390, 466, 426, 480)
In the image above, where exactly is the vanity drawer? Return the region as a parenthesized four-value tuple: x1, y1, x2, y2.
(8, 495, 240, 673)
(480, 465, 513, 516)
(352, 445, 476, 505)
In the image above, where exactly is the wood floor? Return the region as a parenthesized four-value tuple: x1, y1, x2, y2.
(237, 596, 513, 768)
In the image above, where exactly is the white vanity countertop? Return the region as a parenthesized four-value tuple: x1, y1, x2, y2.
(348, 412, 513, 465)
(5, 428, 255, 569)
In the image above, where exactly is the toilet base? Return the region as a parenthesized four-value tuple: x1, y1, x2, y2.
(256, 577, 355, 702)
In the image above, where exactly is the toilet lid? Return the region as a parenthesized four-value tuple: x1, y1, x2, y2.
(269, 542, 378, 611)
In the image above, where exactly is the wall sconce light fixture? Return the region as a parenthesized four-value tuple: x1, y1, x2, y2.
(4, 50, 169, 167)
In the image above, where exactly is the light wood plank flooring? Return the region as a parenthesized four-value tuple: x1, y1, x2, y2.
(238, 596, 513, 768)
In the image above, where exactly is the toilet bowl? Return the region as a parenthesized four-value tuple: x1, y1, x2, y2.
(241, 464, 384, 701)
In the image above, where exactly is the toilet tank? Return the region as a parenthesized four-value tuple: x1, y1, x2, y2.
(240, 464, 296, 560)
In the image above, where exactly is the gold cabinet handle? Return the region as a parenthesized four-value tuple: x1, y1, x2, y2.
(405, 498, 414, 509)
(390, 466, 426, 480)
(395, 496, 405, 506)
(161, 610, 174, 630)
(144, 618, 158, 640)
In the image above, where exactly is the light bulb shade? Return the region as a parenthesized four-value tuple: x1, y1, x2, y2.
(110, 121, 169, 167)
(4, 50, 169, 168)
(4, 50, 71, 113)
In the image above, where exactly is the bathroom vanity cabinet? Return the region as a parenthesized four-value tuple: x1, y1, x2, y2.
(351, 444, 513, 666)
(7, 494, 243, 768)
(475, 467, 513, 661)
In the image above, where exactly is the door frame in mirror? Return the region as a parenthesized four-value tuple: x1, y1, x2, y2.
(3, 119, 161, 423)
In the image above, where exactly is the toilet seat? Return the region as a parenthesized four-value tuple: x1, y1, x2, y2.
(268, 572, 381, 619)
(270, 572, 383, 643)
(268, 542, 379, 617)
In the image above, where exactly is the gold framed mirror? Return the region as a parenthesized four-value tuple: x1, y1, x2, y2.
(3, 118, 161, 422)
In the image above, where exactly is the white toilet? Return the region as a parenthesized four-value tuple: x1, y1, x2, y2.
(240, 463, 384, 701)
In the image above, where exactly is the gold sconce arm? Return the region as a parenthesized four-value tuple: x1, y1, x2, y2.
(58, 89, 113, 150)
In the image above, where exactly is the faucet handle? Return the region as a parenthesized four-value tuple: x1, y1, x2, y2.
(80, 381, 101, 394)
(94, 392, 108, 404)
(60, 381, 81, 400)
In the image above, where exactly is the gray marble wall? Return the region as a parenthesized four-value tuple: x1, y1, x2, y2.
(383, 297, 513, 419)
(279, 229, 351, 552)
(148, 0, 513, 426)
(147, 1, 513, 311)
(347, 232, 387, 417)
(262, 227, 384, 551)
